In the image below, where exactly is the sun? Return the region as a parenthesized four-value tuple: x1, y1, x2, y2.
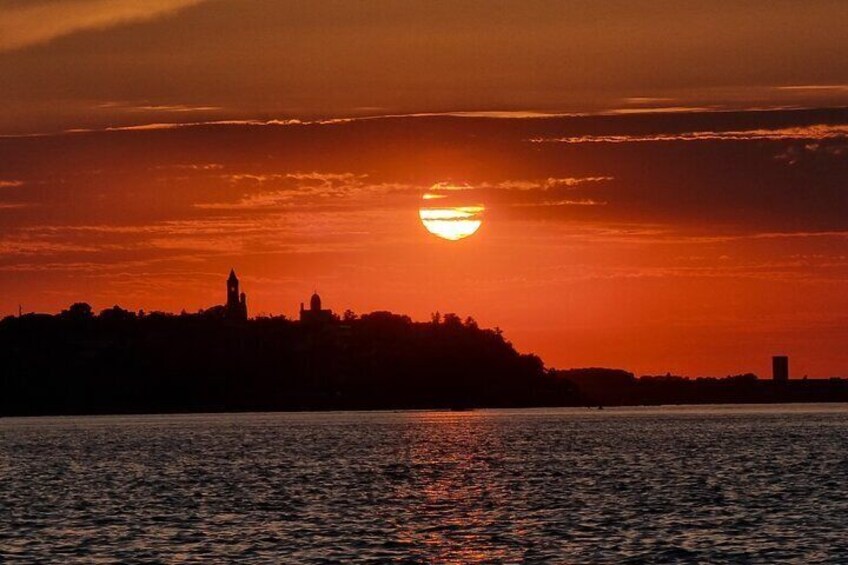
(419, 184, 484, 241)
(419, 206, 484, 240)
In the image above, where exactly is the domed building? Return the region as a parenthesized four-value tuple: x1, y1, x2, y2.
(300, 291, 334, 324)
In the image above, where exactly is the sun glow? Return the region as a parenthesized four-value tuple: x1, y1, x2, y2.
(419, 187, 484, 240)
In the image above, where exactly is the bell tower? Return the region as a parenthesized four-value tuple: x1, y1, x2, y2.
(225, 269, 247, 320)
(227, 268, 239, 308)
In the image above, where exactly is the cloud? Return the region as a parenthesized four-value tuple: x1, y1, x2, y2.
(607, 106, 717, 115)
(428, 177, 615, 210)
(512, 199, 607, 208)
(96, 101, 222, 113)
(493, 177, 614, 190)
(2, 109, 846, 240)
(0, 180, 24, 188)
(0, 239, 101, 256)
(0, 0, 209, 52)
(529, 124, 848, 144)
(154, 163, 224, 171)
(196, 176, 408, 211)
(622, 97, 678, 105)
(776, 85, 848, 93)
(5, 106, 842, 141)
(195, 191, 299, 210)
(774, 142, 848, 165)
(220, 172, 366, 185)
(409, 111, 585, 119)
(54, 118, 313, 136)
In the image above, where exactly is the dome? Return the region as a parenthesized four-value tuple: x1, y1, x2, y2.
(310, 292, 322, 311)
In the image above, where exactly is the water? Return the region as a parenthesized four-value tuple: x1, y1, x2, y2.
(3, 405, 848, 563)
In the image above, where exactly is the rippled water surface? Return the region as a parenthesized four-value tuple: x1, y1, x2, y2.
(3, 405, 848, 563)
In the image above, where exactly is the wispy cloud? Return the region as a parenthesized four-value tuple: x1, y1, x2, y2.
(59, 118, 312, 135)
(774, 142, 848, 165)
(607, 106, 717, 115)
(154, 163, 224, 171)
(494, 177, 614, 190)
(421, 177, 615, 209)
(220, 172, 366, 185)
(529, 124, 848, 144)
(621, 97, 678, 105)
(196, 173, 409, 211)
(512, 199, 607, 207)
(776, 85, 848, 92)
(0, 0, 209, 52)
(0, 180, 24, 189)
(96, 101, 222, 113)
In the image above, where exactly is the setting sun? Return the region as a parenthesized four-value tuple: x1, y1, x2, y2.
(419, 204, 484, 241)
(419, 186, 485, 241)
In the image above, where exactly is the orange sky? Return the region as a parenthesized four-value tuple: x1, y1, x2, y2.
(1, 1, 848, 377)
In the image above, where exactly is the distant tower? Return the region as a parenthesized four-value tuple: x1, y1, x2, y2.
(225, 269, 248, 320)
(227, 269, 239, 306)
(773, 355, 789, 383)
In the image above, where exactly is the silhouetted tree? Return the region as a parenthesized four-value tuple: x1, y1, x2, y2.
(61, 302, 94, 320)
(99, 305, 136, 321)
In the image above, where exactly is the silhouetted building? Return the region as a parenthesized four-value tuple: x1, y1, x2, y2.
(300, 292, 334, 324)
(773, 355, 789, 382)
(225, 269, 248, 321)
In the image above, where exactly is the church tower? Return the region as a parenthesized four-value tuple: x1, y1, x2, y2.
(225, 269, 248, 320)
(227, 269, 239, 307)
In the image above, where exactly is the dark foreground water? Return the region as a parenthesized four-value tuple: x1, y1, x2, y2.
(2, 405, 848, 563)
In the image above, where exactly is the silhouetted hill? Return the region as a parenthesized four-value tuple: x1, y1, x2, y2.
(0, 305, 577, 416)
